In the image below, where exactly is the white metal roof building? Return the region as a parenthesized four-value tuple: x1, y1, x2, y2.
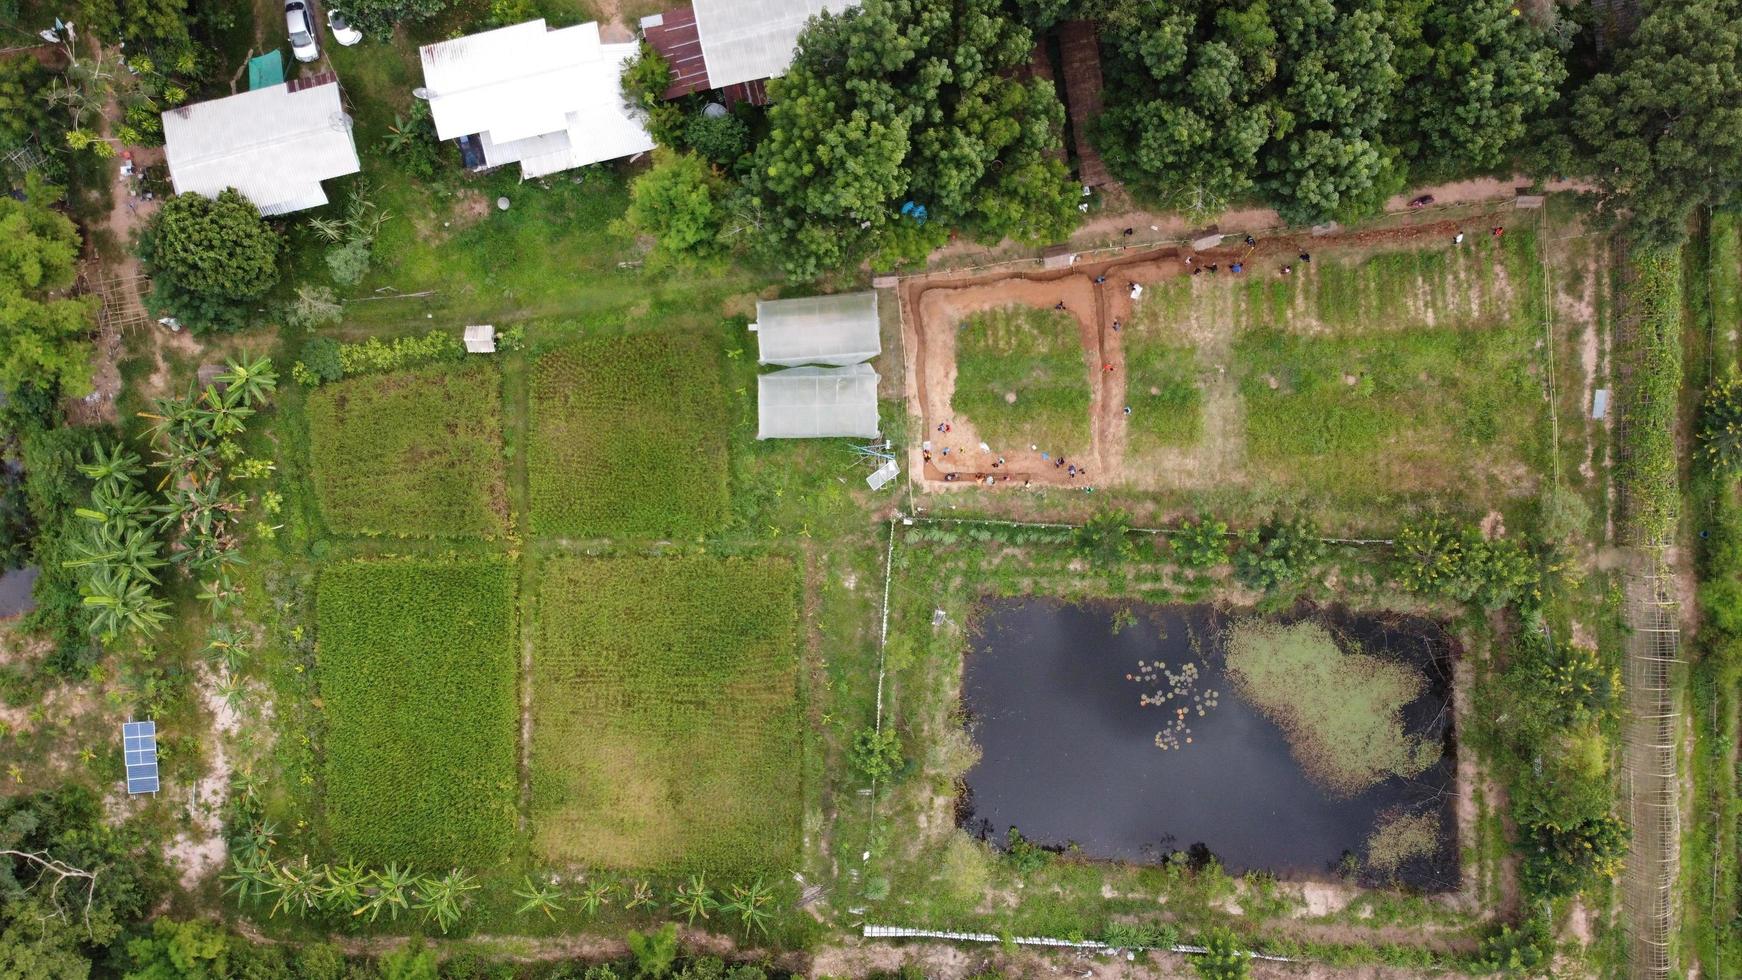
(691, 0, 860, 90)
(161, 73, 360, 216)
(753, 291, 881, 366)
(757, 364, 880, 439)
(419, 19, 654, 179)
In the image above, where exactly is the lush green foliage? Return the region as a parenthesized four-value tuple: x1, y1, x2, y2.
(527, 333, 728, 538)
(1392, 517, 1540, 610)
(623, 151, 727, 264)
(1518, 814, 1628, 898)
(1571, 0, 1742, 246)
(1231, 515, 1325, 592)
(686, 113, 751, 168)
(1191, 927, 1250, 979)
(850, 726, 904, 781)
(61, 440, 167, 642)
(1472, 918, 1554, 974)
(1699, 373, 1742, 472)
(1123, 340, 1202, 450)
(1096, 0, 1564, 223)
(530, 556, 801, 873)
(335, 0, 450, 33)
(1073, 510, 1139, 566)
(0, 54, 56, 150)
(1617, 247, 1684, 544)
(750, 0, 1076, 277)
(19, 425, 109, 665)
(293, 329, 469, 387)
(1, 786, 167, 976)
(1170, 513, 1228, 569)
(306, 363, 509, 538)
(0, 180, 98, 396)
(952, 305, 1090, 454)
(141, 189, 280, 333)
(318, 556, 519, 867)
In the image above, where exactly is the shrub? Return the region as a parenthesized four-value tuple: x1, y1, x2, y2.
(685, 112, 750, 166)
(1474, 919, 1554, 974)
(1519, 815, 1628, 899)
(140, 189, 280, 333)
(1074, 510, 1137, 565)
(627, 924, 679, 979)
(1171, 513, 1228, 569)
(1232, 516, 1325, 592)
(1004, 828, 1051, 874)
(1392, 516, 1540, 610)
(284, 284, 343, 330)
(297, 338, 343, 385)
(850, 726, 904, 781)
(622, 150, 726, 263)
(622, 44, 684, 147)
(1617, 247, 1683, 544)
(1700, 373, 1742, 473)
(1191, 928, 1249, 979)
(326, 239, 373, 286)
(1102, 921, 1180, 949)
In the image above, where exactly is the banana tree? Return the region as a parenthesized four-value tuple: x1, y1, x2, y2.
(77, 442, 144, 491)
(80, 567, 170, 640)
(514, 876, 565, 920)
(216, 354, 279, 409)
(320, 860, 369, 915)
(671, 873, 716, 924)
(358, 863, 415, 921)
(413, 870, 479, 934)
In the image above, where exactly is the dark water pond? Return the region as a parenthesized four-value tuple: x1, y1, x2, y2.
(0, 566, 37, 618)
(960, 599, 1458, 890)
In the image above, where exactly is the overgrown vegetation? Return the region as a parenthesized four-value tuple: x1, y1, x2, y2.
(318, 556, 519, 867)
(530, 556, 801, 874)
(306, 362, 509, 538)
(1617, 246, 1684, 545)
(527, 333, 729, 539)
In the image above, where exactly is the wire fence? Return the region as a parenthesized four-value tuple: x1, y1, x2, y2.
(1620, 555, 1681, 980)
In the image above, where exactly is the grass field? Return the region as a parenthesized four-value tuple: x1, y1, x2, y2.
(306, 363, 509, 538)
(527, 332, 729, 539)
(1123, 340, 1203, 450)
(953, 305, 1091, 453)
(317, 556, 519, 868)
(530, 555, 802, 873)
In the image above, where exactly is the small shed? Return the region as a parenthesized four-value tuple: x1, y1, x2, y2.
(757, 364, 880, 439)
(464, 324, 497, 353)
(752, 292, 880, 367)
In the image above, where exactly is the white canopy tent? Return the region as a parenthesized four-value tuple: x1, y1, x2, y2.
(757, 364, 880, 439)
(753, 291, 880, 366)
(161, 74, 360, 216)
(419, 19, 653, 179)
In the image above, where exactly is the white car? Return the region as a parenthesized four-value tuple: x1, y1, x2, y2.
(286, 0, 319, 63)
(328, 9, 363, 46)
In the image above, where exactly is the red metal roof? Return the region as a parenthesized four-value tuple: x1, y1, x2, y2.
(1058, 20, 1111, 187)
(644, 6, 713, 99)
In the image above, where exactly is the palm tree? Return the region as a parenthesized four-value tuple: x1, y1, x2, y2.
(623, 878, 655, 910)
(721, 879, 776, 937)
(80, 568, 169, 639)
(215, 354, 278, 409)
(576, 879, 614, 917)
(320, 860, 369, 915)
(671, 874, 716, 925)
(513, 876, 565, 920)
(413, 870, 479, 934)
(77, 442, 144, 491)
(359, 863, 415, 921)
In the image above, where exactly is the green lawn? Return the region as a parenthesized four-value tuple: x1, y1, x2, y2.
(953, 305, 1091, 453)
(527, 332, 730, 539)
(1123, 341, 1203, 450)
(306, 362, 509, 538)
(530, 555, 802, 874)
(317, 556, 519, 868)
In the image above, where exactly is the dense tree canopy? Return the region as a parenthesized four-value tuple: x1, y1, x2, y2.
(0, 180, 97, 397)
(1571, 0, 1742, 246)
(622, 151, 727, 265)
(1095, 0, 1565, 224)
(748, 0, 1077, 278)
(140, 189, 280, 333)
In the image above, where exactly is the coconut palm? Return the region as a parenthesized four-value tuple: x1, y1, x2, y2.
(513, 876, 565, 920)
(671, 874, 717, 925)
(216, 354, 279, 408)
(413, 870, 479, 934)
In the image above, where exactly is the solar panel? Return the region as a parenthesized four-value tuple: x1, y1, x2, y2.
(122, 720, 159, 794)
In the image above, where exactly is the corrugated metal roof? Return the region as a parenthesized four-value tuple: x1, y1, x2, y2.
(757, 363, 880, 439)
(419, 20, 653, 177)
(691, 0, 860, 90)
(754, 291, 880, 367)
(161, 78, 360, 216)
(644, 6, 713, 98)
